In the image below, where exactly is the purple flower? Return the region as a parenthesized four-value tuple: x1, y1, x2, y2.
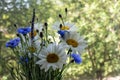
(17, 27, 31, 35)
(6, 38, 20, 48)
(71, 53, 82, 64)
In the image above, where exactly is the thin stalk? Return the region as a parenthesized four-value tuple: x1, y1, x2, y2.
(31, 9, 35, 45)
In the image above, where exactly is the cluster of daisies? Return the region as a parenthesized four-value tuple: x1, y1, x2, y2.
(6, 18, 86, 73)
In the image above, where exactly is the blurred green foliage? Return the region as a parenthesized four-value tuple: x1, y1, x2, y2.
(0, 0, 120, 80)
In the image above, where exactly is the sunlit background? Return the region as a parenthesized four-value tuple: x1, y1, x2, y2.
(0, 0, 120, 80)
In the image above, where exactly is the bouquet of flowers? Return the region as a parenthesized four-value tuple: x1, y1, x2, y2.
(5, 9, 87, 80)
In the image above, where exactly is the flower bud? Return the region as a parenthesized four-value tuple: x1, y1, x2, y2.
(70, 59, 74, 63)
(59, 24, 62, 29)
(44, 22, 48, 30)
(65, 8, 67, 13)
(59, 14, 62, 18)
(16, 33, 20, 37)
(44, 22, 48, 26)
(36, 29, 39, 33)
(42, 28, 44, 31)
(14, 24, 17, 27)
(40, 32, 43, 38)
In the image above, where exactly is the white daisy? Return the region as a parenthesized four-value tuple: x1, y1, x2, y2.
(27, 40, 41, 52)
(36, 43, 67, 72)
(18, 33, 41, 58)
(17, 23, 44, 58)
(26, 40, 41, 58)
(60, 31, 87, 54)
(20, 23, 43, 54)
(53, 22, 77, 31)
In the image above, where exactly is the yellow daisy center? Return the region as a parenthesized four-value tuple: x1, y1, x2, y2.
(28, 46, 36, 53)
(47, 53, 59, 63)
(66, 39, 78, 47)
(60, 26, 70, 30)
(29, 30, 37, 37)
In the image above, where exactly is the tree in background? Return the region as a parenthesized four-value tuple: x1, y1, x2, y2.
(67, 0, 120, 80)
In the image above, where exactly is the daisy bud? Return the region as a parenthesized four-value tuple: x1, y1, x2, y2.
(36, 29, 39, 33)
(44, 22, 48, 27)
(65, 8, 67, 13)
(59, 24, 62, 29)
(40, 32, 43, 38)
(44, 22, 48, 30)
(14, 24, 17, 27)
(16, 33, 20, 37)
(42, 28, 44, 31)
(59, 14, 62, 18)
(70, 59, 74, 63)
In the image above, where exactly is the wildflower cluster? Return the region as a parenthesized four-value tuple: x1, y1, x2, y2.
(6, 9, 87, 80)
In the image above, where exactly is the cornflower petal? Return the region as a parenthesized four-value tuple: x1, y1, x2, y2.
(6, 38, 20, 48)
(71, 53, 82, 64)
(17, 27, 31, 35)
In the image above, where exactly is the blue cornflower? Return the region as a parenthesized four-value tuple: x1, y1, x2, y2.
(6, 38, 20, 48)
(17, 27, 31, 35)
(20, 56, 24, 61)
(20, 56, 29, 63)
(25, 58, 29, 63)
(58, 30, 68, 38)
(71, 53, 82, 64)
